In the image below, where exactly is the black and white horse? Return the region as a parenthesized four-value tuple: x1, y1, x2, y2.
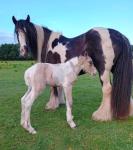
(12, 15, 133, 121)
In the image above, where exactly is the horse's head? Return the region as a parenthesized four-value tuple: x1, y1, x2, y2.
(12, 15, 31, 57)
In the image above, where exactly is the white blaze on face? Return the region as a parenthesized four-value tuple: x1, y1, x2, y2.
(94, 27, 115, 71)
(48, 32, 67, 63)
(18, 30, 26, 48)
(34, 25, 44, 62)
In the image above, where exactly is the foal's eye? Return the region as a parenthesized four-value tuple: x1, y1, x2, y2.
(89, 61, 93, 65)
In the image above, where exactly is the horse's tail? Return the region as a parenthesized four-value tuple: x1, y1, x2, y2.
(111, 36, 133, 119)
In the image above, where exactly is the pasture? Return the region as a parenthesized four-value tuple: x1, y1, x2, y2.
(0, 61, 133, 150)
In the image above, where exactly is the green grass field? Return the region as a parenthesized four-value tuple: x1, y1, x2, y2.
(0, 61, 133, 150)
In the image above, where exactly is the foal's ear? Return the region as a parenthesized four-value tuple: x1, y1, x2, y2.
(26, 15, 30, 22)
(12, 16, 17, 25)
(84, 51, 88, 58)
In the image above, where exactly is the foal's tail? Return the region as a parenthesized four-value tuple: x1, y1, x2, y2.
(111, 36, 133, 119)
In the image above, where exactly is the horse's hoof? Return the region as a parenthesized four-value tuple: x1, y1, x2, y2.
(45, 102, 59, 110)
(92, 110, 112, 121)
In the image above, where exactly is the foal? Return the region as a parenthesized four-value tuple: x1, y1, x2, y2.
(21, 55, 96, 134)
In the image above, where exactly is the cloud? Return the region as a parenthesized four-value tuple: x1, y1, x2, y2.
(0, 32, 16, 45)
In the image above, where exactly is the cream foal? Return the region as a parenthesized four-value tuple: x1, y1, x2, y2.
(21, 55, 96, 134)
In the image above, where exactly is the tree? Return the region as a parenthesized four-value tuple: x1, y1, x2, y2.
(0, 44, 32, 60)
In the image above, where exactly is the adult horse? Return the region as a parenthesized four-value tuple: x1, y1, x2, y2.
(12, 15, 133, 121)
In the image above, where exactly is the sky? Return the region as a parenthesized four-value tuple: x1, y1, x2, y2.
(0, 0, 133, 44)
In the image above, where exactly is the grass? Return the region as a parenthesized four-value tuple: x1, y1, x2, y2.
(0, 61, 133, 150)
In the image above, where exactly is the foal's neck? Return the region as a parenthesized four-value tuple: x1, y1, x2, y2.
(68, 58, 82, 75)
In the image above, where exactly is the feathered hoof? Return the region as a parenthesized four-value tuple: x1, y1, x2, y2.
(45, 101, 59, 110)
(129, 98, 133, 116)
(92, 109, 112, 121)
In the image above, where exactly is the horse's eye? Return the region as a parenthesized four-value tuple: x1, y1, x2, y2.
(24, 28, 26, 33)
(15, 29, 18, 33)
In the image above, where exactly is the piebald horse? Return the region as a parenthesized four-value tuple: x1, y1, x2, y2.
(12, 15, 133, 121)
(22, 55, 96, 134)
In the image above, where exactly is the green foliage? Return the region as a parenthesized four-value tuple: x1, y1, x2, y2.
(0, 44, 33, 60)
(0, 44, 19, 60)
(0, 61, 133, 150)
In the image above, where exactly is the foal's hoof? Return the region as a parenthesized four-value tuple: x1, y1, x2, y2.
(69, 121, 77, 128)
(29, 129, 37, 134)
(21, 122, 37, 134)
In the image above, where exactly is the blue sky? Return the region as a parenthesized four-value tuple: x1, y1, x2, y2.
(0, 0, 133, 44)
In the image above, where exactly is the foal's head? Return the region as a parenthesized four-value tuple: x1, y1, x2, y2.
(78, 56, 97, 76)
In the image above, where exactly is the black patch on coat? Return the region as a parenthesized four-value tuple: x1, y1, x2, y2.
(46, 51, 61, 63)
(108, 28, 123, 72)
(52, 38, 59, 49)
(52, 36, 67, 49)
(65, 34, 86, 61)
(41, 28, 51, 62)
(85, 29, 105, 76)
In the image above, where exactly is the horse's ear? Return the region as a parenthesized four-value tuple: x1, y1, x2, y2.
(26, 15, 30, 22)
(12, 16, 17, 25)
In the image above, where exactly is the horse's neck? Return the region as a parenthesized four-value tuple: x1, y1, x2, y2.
(33, 24, 64, 63)
(34, 24, 45, 62)
(47, 31, 62, 50)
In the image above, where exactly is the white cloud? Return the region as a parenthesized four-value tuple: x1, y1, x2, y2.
(0, 32, 16, 45)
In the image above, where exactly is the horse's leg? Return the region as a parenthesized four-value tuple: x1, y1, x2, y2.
(58, 86, 65, 104)
(21, 85, 45, 134)
(92, 70, 112, 121)
(64, 85, 76, 128)
(129, 97, 133, 116)
(45, 86, 59, 110)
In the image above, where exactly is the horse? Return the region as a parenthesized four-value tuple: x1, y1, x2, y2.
(21, 55, 96, 134)
(12, 15, 133, 121)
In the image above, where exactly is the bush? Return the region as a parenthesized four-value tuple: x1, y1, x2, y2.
(0, 44, 33, 60)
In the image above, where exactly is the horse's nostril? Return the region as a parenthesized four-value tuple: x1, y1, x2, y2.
(24, 45, 28, 51)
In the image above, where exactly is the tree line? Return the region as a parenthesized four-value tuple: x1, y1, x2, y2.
(0, 44, 32, 60)
(0, 43, 133, 60)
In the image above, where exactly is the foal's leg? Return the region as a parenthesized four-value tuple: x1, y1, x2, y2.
(21, 86, 46, 134)
(92, 70, 112, 121)
(21, 87, 31, 125)
(45, 86, 59, 110)
(64, 85, 76, 128)
(21, 86, 31, 101)
(21, 90, 38, 134)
